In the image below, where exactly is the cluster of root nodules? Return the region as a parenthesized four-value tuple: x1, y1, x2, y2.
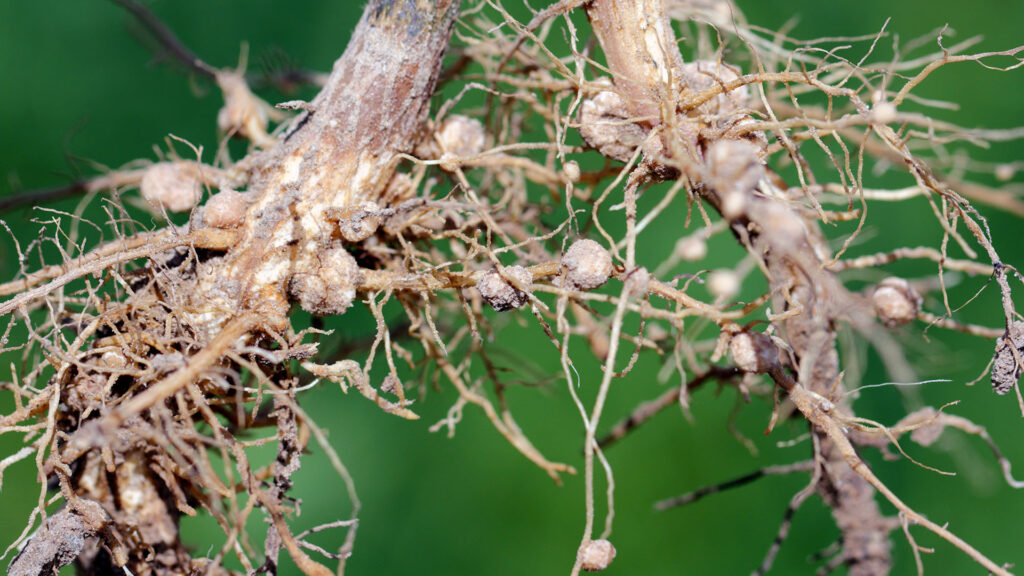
(3, 1, 1024, 576)
(0, 229, 341, 575)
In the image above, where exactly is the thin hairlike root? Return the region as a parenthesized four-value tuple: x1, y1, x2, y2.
(653, 460, 815, 510)
(2, 0, 1023, 575)
(596, 366, 742, 449)
(752, 451, 825, 576)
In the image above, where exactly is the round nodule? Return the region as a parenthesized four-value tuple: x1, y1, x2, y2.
(140, 162, 202, 213)
(289, 248, 362, 316)
(578, 539, 616, 572)
(477, 265, 533, 312)
(203, 189, 247, 229)
(438, 114, 486, 158)
(730, 331, 779, 374)
(872, 277, 921, 328)
(562, 239, 613, 291)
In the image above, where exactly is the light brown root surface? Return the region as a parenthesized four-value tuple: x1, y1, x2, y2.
(2, 0, 1024, 575)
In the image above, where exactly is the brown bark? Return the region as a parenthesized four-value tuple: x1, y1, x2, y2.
(586, 0, 684, 119)
(264, 0, 461, 204)
(583, 0, 896, 572)
(210, 0, 462, 330)
(11, 2, 464, 575)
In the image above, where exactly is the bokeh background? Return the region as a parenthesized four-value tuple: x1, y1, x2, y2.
(2, 1, 1023, 574)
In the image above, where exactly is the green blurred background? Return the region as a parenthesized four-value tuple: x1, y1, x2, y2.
(1, 1, 1023, 574)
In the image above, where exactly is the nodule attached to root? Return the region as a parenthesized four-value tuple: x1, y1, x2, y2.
(564, 160, 581, 182)
(704, 139, 765, 219)
(707, 268, 740, 300)
(729, 330, 780, 374)
(562, 239, 613, 291)
(872, 277, 922, 328)
(288, 247, 363, 316)
(438, 114, 486, 158)
(140, 162, 202, 213)
(679, 60, 750, 116)
(477, 265, 533, 312)
(202, 189, 248, 229)
(675, 234, 707, 262)
(216, 70, 273, 146)
(578, 79, 648, 163)
(578, 538, 616, 572)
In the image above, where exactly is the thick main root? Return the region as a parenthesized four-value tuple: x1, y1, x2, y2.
(2, 0, 1024, 575)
